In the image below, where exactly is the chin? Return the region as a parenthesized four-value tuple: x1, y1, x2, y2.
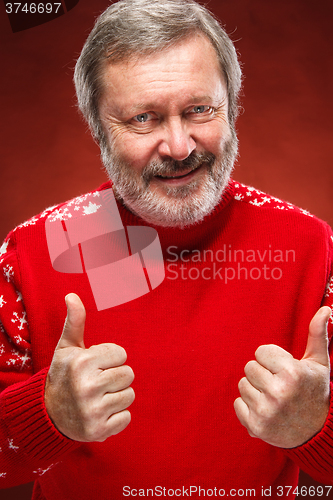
(102, 132, 238, 228)
(118, 169, 231, 229)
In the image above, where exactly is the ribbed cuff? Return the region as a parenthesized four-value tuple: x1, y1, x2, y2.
(283, 382, 333, 484)
(1, 367, 79, 463)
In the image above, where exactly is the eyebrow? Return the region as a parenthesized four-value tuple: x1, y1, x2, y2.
(128, 95, 214, 114)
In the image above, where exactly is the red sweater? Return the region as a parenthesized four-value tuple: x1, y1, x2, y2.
(0, 179, 333, 499)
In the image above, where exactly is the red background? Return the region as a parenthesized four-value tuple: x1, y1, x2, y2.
(0, 0, 332, 498)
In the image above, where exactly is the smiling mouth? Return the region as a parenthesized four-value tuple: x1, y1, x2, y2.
(156, 171, 192, 179)
(154, 164, 204, 182)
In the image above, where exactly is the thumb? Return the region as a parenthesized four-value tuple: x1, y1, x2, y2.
(56, 293, 86, 350)
(302, 306, 332, 367)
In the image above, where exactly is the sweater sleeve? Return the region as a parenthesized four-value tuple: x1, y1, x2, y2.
(0, 234, 78, 488)
(283, 229, 333, 485)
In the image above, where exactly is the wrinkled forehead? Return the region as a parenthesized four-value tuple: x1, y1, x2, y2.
(99, 33, 225, 93)
(98, 34, 228, 122)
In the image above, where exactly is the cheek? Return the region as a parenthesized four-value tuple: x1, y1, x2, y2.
(197, 124, 229, 156)
(113, 133, 159, 171)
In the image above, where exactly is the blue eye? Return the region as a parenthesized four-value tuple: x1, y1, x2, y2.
(193, 105, 206, 113)
(134, 113, 150, 123)
(192, 105, 211, 114)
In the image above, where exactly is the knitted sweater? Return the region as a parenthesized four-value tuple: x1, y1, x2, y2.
(0, 179, 333, 500)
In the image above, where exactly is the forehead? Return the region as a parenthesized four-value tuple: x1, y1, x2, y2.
(99, 35, 226, 115)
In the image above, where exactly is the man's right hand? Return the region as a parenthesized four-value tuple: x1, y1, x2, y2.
(44, 293, 135, 442)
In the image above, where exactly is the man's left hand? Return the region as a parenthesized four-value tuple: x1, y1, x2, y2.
(234, 306, 332, 448)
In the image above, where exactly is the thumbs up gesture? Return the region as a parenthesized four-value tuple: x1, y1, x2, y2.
(44, 294, 135, 442)
(234, 307, 332, 448)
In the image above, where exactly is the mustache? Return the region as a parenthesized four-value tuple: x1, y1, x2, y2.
(141, 151, 216, 184)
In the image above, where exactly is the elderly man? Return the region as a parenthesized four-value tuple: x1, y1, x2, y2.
(0, 0, 332, 498)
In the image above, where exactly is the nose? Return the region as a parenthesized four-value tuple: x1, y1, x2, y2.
(157, 117, 196, 161)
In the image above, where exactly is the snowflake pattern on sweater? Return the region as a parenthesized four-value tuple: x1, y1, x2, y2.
(47, 190, 101, 222)
(0, 182, 332, 490)
(233, 182, 314, 216)
(0, 237, 32, 377)
(0, 191, 108, 486)
(0, 188, 103, 379)
(0, 185, 332, 377)
(232, 182, 333, 328)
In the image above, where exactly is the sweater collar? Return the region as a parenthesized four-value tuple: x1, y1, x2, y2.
(99, 179, 235, 251)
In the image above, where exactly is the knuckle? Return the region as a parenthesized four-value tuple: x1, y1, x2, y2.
(82, 401, 103, 424)
(245, 417, 262, 439)
(255, 401, 275, 421)
(255, 344, 281, 360)
(129, 386, 135, 401)
(80, 408, 110, 442)
(88, 410, 132, 441)
(108, 343, 127, 364)
(286, 365, 302, 385)
(238, 377, 247, 392)
(123, 386, 135, 405)
(255, 344, 268, 358)
(83, 421, 105, 442)
(109, 387, 135, 412)
(244, 360, 256, 376)
(68, 351, 91, 378)
(76, 377, 96, 401)
(247, 428, 258, 438)
(268, 383, 284, 401)
(89, 343, 127, 365)
(106, 365, 134, 389)
(254, 404, 266, 420)
(251, 422, 264, 438)
(276, 368, 303, 398)
(109, 410, 132, 437)
(80, 407, 134, 442)
(123, 365, 135, 384)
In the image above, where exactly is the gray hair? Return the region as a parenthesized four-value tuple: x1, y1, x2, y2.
(74, 0, 242, 147)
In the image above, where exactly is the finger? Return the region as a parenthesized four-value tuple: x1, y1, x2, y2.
(87, 410, 132, 442)
(106, 410, 132, 438)
(244, 360, 274, 392)
(104, 387, 135, 415)
(97, 365, 135, 393)
(255, 344, 294, 374)
(303, 306, 331, 367)
(88, 343, 128, 370)
(233, 397, 250, 428)
(238, 376, 261, 406)
(57, 293, 86, 350)
(234, 398, 258, 439)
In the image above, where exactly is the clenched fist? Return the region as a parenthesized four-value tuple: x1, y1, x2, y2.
(44, 293, 135, 442)
(234, 306, 332, 449)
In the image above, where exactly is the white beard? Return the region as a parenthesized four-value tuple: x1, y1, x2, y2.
(101, 133, 238, 228)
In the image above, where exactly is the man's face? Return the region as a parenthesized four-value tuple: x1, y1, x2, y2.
(99, 35, 237, 227)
